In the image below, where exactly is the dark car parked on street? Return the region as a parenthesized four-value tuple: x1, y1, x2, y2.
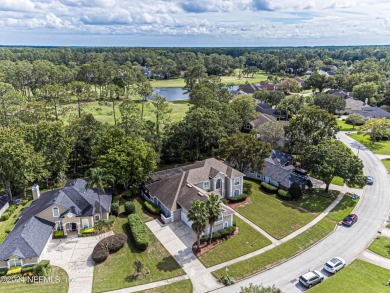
(342, 214, 358, 226)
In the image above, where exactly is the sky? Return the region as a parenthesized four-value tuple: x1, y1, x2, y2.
(1, 0, 390, 47)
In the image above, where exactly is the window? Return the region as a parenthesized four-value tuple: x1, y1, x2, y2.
(203, 181, 210, 190)
(216, 179, 222, 189)
(256, 173, 261, 178)
(8, 259, 22, 268)
(234, 178, 240, 186)
(217, 215, 223, 222)
(223, 222, 228, 229)
(94, 214, 100, 222)
(234, 189, 240, 196)
(55, 221, 62, 231)
(82, 219, 89, 228)
(52, 207, 59, 217)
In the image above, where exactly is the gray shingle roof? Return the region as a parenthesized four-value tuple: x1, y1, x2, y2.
(0, 179, 112, 261)
(354, 107, 390, 119)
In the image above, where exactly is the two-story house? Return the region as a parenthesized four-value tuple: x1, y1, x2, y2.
(142, 158, 243, 233)
(0, 179, 112, 269)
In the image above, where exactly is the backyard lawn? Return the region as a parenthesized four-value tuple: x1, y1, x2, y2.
(368, 236, 390, 259)
(0, 201, 32, 244)
(382, 159, 390, 172)
(198, 217, 272, 267)
(337, 120, 362, 131)
(0, 266, 69, 293)
(310, 260, 390, 293)
(349, 133, 390, 155)
(235, 180, 333, 239)
(138, 279, 193, 293)
(92, 199, 185, 293)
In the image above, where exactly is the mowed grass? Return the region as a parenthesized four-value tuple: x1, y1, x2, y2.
(150, 70, 271, 88)
(349, 133, 390, 155)
(331, 176, 344, 186)
(212, 192, 356, 281)
(92, 200, 185, 293)
(235, 180, 317, 239)
(198, 217, 272, 268)
(0, 201, 32, 244)
(137, 279, 193, 293)
(0, 266, 69, 293)
(382, 159, 390, 172)
(310, 260, 390, 293)
(337, 120, 362, 131)
(59, 100, 189, 125)
(368, 236, 390, 259)
(326, 193, 358, 223)
(287, 189, 339, 213)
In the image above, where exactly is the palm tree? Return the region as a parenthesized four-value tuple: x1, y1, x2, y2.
(187, 200, 208, 252)
(86, 167, 115, 220)
(205, 194, 222, 245)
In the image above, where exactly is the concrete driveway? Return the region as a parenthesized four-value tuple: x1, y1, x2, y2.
(146, 220, 220, 293)
(42, 231, 113, 293)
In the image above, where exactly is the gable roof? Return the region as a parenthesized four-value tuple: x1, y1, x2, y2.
(0, 179, 112, 261)
(354, 107, 390, 119)
(238, 83, 259, 94)
(248, 112, 276, 128)
(344, 98, 366, 112)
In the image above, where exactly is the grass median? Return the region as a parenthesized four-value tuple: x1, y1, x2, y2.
(137, 279, 193, 293)
(368, 236, 390, 259)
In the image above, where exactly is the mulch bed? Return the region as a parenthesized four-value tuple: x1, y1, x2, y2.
(227, 196, 251, 209)
(192, 227, 239, 257)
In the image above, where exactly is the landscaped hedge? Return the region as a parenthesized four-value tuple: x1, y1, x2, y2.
(277, 189, 292, 201)
(53, 230, 64, 238)
(0, 268, 7, 277)
(260, 182, 278, 193)
(128, 214, 149, 251)
(92, 243, 110, 263)
(228, 194, 248, 203)
(111, 203, 119, 216)
(144, 201, 161, 215)
(21, 266, 34, 274)
(124, 201, 136, 215)
(80, 227, 95, 236)
(201, 225, 236, 243)
(1, 212, 10, 221)
(107, 233, 127, 252)
(6, 266, 22, 275)
(91, 233, 127, 263)
(39, 260, 50, 268)
(243, 182, 252, 195)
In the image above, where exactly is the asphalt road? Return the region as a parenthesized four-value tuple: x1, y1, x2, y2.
(214, 132, 390, 293)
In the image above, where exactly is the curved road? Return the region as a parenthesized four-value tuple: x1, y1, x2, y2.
(214, 132, 390, 292)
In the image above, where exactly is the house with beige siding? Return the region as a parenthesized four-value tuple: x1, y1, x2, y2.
(0, 179, 112, 269)
(142, 158, 243, 233)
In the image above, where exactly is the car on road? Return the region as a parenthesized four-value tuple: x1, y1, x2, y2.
(299, 270, 324, 288)
(323, 257, 346, 273)
(342, 214, 358, 226)
(366, 176, 374, 185)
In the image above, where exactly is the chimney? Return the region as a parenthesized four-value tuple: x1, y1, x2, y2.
(364, 98, 368, 105)
(32, 184, 40, 200)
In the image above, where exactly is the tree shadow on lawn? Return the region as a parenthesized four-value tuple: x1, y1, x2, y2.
(156, 256, 183, 272)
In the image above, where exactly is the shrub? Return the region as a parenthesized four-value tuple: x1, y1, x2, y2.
(6, 266, 22, 276)
(201, 226, 236, 243)
(107, 215, 116, 227)
(221, 276, 235, 286)
(81, 227, 95, 235)
(123, 185, 139, 199)
(243, 182, 252, 195)
(5, 228, 11, 233)
(277, 189, 292, 201)
(289, 182, 303, 201)
(261, 182, 278, 193)
(144, 201, 161, 215)
(1, 212, 10, 221)
(92, 243, 109, 263)
(33, 264, 47, 276)
(107, 233, 127, 252)
(111, 203, 119, 216)
(0, 267, 8, 276)
(128, 214, 149, 251)
(124, 201, 136, 215)
(39, 260, 50, 268)
(228, 194, 248, 203)
(112, 196, 120, 205)
(21, 266, 34, 274)
(53, 230, 64, 238)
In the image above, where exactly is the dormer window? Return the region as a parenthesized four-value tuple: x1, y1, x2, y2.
(234, 178, 240, 186)
(203, 181, 210, 190)
(52, 207, 59, 217)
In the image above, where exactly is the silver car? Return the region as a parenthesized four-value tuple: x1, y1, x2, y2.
(323, 257, 346, 273)
(299, 270, 324, 288)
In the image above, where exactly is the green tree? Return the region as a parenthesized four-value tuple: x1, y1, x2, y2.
(303, 72, 328, 92)
(284, 106, 338, 152)
(352, 82, 379, 103)
(276, 94, 304, 115)
(346, 113, 365, 129)
(100, 84, 123, 126)
(205, 194, 222, 245)
(215, 133, 271, 173)
(240, 283, 283, 293)
(360, 118, 390, 142)
(314, 93, 346, 114)
(0, 82, 26, 126)
(184, 62, 208, 93)
(39, 84, 67, 120)
(257, 121, 286, 148)
(303, 140, 364, 192)
(150, 95, 172, 136)
(136, 79, 154, 119)
(187, 200, 208, 252)
(231, 94, 257, 128)
(277, 78, 301, 93)
(254, 91, 285, 107)
(288, 182, 302, 201)
(119, 100, 145, 136)
(86, 167, 115, 219)
(68, 81, 95, 117)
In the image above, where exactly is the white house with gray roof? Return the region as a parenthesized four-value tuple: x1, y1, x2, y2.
(0, 179, 112, 269)
(143, 158, 242, 233)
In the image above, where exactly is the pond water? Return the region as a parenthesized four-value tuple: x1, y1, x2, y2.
(150, 85, 239, 101)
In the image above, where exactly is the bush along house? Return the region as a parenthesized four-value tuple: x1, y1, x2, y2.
(0, 179, 111, 269)
(142, 158, 243, 234)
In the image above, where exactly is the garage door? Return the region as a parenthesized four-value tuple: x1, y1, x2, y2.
(181, 211, 193, 228)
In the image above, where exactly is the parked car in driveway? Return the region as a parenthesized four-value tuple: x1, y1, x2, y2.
(342, 214, 358, 226)
(366, 176, 374, 185)
(299, 270, 324, 288)
(323, 257, 346, 273)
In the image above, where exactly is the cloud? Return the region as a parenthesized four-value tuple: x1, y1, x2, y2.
(252, 0, 273, 11)
(0, 0, 34, 11)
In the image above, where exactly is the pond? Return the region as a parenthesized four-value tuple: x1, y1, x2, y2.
(150, 86, 239, 101)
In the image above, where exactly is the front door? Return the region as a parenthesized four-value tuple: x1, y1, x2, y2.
(70, 223, 77, 231)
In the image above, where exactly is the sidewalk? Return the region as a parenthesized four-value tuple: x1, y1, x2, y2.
(359, 250, 390, 270)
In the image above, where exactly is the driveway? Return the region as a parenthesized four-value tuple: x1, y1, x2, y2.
(42, 231, 113, 293)
(146, 220, 220, 293)
(213, 132, 390, 292)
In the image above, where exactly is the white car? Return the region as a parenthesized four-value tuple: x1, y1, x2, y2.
(323, 257, 346, 273)
(299, 270, 324, 288)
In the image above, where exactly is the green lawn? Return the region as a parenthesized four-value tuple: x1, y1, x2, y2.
(59, 100, 189, 125)
(212, 192, 356, 281)
(150, 70, 272, 88)
(310, 260, 390, 293)
(382, 159, 390, 172)
(198, 217, 272, 268)
(287, 189, 339, 213)
(331, 176, 344, 186)
(337, 120, 362, 131)
(92, 200, 185, 293)
(0, 266, 69, 293)
(368, 237, 390, 259)
(349, 133, 390, 155)
(236, 180, 320, 239)
(138, 279, 193, 293)
(0, 201, 32, 244)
